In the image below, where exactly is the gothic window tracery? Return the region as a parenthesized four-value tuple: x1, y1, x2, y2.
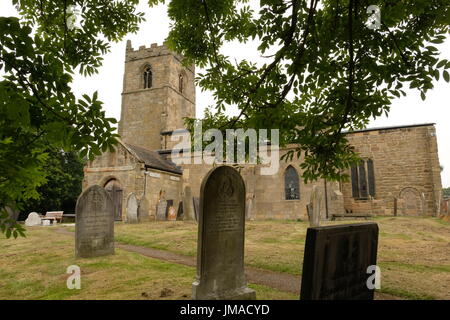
(285, 166, 300, 200)
(143, 66, 152, 89)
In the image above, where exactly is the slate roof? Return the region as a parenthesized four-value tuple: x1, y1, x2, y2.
(123, 142, 182, 175)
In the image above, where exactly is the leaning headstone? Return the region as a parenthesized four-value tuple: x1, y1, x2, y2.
(156, 199, 168, 221)
(192, 166, 256, 300)
(75, 185, 114, 258)
(126, 193, 139, 223)
(308, 186, 322, 227)
(25, 212, 41, 226)
(300, 223, 379, 300)
(138, 197, 150, 221)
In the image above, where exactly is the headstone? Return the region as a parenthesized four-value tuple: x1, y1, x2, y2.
(245, 196, 254, 220)
(138, 197, 150, 221)
(75, 185, 114, 258)
(183, 186, 195, 220)
(300, 223, 379, 300)
(177, 201, 184, 220)
(25, 212, 41, 227)
(308, 186, 322, 227)
(126, 193, 139, 223)
(42, 220, 51, 226)
(193, 197, 200, 222)
(192, 166, 256, 300)
(166, 199, 174, 217)
(156, 200, 168, 221)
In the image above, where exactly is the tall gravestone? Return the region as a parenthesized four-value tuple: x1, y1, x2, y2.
(138, 197, 150, 221)
(156, 199, 168, 221)
(308, 186, 322, 227)
(193, 197, 200, 222)
(300, 223, 379, 300)
(192, 166, 256, 300)
(183, 186, 195, 220)
(75, 185, 114, 258)
(126, 193, 139, 223)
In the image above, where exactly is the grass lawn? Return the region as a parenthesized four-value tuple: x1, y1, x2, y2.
(1, 217, 449, 300)
(0, 227, 295, 300)
(114, 217, 450, 300)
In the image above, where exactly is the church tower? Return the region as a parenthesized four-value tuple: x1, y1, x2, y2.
(118, 41, 195, 151)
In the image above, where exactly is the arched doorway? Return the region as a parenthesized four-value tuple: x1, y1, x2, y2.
(104, 179, 123, 221)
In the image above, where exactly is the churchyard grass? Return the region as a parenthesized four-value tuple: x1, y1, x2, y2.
(113, 216, 450, 300)
(0, 227, 296, 300)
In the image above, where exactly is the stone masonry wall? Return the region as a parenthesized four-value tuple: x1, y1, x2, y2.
(119, 42, 195, 151)
(342, 124, 442, 216)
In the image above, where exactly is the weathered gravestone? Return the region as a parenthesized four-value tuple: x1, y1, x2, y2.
(75, 185, 114, 258)
(25, 212, 41, 226)
(177, 201, 184, 220)
(307, 186, 322, 227)
(138, 197, 150, 221)
(126, 193, 139, 223)
(192, 166, 256, 300)
(183, 186, 195, 220)
(300, 223, 379, 300)
(245, 195, 254, 220)
(192, 197, 199, 222)
(156, 199, 168, 221)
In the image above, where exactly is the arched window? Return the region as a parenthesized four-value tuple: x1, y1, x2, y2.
(351, 158, 376, 199)
(143, 66, 152, 89)
(285, 166, 300, 200)
(179, 73, 184, 93)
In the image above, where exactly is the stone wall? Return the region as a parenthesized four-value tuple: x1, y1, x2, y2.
(172, 147, 344, 221)
(83, 143, 182, 221)
(143, 170, 182, 220)
(342, 124, 442, 216)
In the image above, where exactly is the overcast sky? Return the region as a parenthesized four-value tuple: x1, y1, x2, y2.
(1, 1, 449, 187)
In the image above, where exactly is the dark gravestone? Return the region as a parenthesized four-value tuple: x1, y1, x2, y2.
(192, 166, 256, 300)
(300, 223, 379, 300)
(177, 201, 184, 220)
(75, 185, 114, 258)
(166, 199, 174, 220)
(193, 197, 199, 222)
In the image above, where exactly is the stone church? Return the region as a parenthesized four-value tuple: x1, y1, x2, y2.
(82, 41, 443, 221)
